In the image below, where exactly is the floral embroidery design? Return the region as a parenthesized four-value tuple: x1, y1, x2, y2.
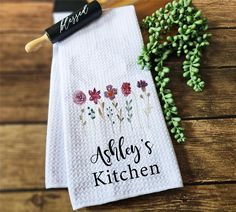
(104, 85, 117, 100)
(137, 80, 148, 92)
(79, 108, 86, 127)
(125, 99, 133, 130)
(73, 90, 87, 127)
(73, 90, 86, 105)
(89, 88, 101, 104)
(73, 80, 152, 132)
(121, 82, 131, 96)
(121, 83, 133, 130)
(105, 85, 124, 133)
(106, 106, 115, 134)
(98, 102, 105, 119)
(87, 106, 95, 120)
(137, 80, 152, 128)
(89, 88, 105, 119)
(112, 101, 124, 133)
(88, 106, 96, 130)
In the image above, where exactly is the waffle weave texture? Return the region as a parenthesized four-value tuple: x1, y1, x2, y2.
(45, 6, 183, 210)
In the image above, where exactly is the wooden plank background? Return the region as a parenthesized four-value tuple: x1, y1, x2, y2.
(0, 0, 236, 211)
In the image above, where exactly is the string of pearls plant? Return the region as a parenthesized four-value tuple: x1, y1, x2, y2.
(138, 0, 211, 143)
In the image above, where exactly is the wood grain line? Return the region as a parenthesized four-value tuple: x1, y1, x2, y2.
(0, 184, 235, 211)
(1, 29, 236, 73)
(1, 0, 236, 33)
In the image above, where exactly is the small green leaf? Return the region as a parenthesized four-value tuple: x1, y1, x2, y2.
(194, 10, 202, 18)
(165, 93, 172, 98)
(195, 19, 203, 25)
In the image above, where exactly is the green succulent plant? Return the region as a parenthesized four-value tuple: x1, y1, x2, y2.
(138, 0, 211, 143)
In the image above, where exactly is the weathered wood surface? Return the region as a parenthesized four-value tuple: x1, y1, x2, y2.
(0, 73, 49, 122)
(1, 29, 236, 73)
(0, 184, 236, 212)
(1, 10, 236, 72)
(0, 0, 236, 211)
(0, 119, 235, 190)
(0, 67, 235, 122)
(1, 0, 236, 33)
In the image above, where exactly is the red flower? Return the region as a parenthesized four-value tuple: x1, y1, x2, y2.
(104, 85, 117, 100)
(121, 82, 131, 97)
(73, 90, 86, 105)
(89, 88, 101, 104)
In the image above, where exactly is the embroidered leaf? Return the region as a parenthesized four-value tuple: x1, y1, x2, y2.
(112, 102, 118, 108)
(98, 108, 103, 117)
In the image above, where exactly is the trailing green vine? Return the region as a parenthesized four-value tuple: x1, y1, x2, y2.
(138, 0, 211, 143)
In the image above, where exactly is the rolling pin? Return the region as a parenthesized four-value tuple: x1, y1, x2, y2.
(25, 0, 102, 53)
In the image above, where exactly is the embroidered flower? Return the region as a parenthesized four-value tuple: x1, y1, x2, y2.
(137, 80, 148, 92)
(137, 80, 152, 128)
(104, 85, 117, 100)
(121, 82, 131, 97)
(89, 88, 101, 104)
(73, 90, 86, 105)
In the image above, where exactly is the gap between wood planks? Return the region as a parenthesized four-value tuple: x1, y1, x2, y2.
(1, 0, 236, 32)
(1, 28, 236, 73)
(1, 115, 236, 125)
(1, 179, 236, 193)
(1, 24, 235, 35)
(0, 184, 236, 212)
(2, 65, 236, 75)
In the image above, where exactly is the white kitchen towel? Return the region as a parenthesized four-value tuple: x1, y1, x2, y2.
(46, 5, 183, 210)
(45, 12, 70, 189)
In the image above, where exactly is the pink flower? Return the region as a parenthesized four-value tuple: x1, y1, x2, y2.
(104, 85, 117, 100)
(121, 82, 131, 97)
(137, 80, 148, 92)
(73, 90, 86, 105)
(89, 88, 101, 104)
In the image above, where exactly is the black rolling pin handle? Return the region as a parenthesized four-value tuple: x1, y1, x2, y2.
(45, 0, 102, 44)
